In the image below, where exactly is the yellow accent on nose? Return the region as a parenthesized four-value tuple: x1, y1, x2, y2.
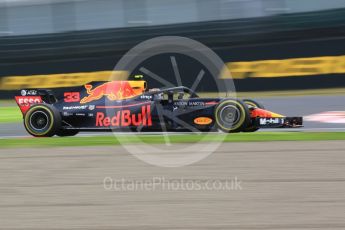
(270, 112, 285, 118)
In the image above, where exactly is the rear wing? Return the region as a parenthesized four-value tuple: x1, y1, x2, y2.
(14, 89, 57, 115)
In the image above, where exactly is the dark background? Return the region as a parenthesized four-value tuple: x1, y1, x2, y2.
(1, 8, 345, 98)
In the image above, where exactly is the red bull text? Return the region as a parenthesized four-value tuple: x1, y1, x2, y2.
(96, 105, 152, 127)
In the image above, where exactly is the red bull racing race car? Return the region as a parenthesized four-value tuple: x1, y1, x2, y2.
(15, 80, 303, 137)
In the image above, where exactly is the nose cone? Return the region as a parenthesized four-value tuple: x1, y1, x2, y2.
(250, 108, 285, 118)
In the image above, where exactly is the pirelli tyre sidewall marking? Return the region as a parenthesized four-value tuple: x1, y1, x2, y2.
(215, 100, 246, 131)
(24, 105, 54, 136)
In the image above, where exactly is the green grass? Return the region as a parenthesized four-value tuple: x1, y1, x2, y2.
(0, 100, 16, 107)
(0, 107, 22, 123)
(1, 132, 345, 148)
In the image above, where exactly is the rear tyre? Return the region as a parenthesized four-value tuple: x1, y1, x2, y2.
(215, 99, 250, 133)
(243, 99, 265, 132)
(24, 104, 61, 137)
(56, 129, 79, 137)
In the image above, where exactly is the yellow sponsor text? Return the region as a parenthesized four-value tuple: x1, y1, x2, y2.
(220, 55, 345, 79)
(0, 71, 128, 90)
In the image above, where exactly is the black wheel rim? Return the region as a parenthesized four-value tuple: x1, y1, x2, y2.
(29, 111, 50, 131)
(219, 105, 240, 128)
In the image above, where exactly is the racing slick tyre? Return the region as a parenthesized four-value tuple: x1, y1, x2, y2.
(243, 99, 265, 132)
(56, 129, 79, 137)
(24, 104, 61, 137)
(215, 99, 250, 133)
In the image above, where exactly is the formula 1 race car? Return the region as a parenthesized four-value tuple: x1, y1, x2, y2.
(15, 80, 303, 137)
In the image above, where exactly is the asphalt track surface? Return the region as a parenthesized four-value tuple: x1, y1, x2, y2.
(1, 141, 345, 229)
(1, 95, 345, 138)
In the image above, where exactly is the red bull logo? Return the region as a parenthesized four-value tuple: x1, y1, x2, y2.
(80, 81, 145, 104)
(96, 105, 152, 127)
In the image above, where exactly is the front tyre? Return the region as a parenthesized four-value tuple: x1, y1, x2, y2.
(215, 99, 250, 133)
(24, 104, 61, 137)
(243, 99, 265, 132)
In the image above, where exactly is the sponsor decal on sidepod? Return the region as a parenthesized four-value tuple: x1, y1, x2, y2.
(194, 117, 213, 125)
(96, 105, 152, 127)
(63, 105, 88, 110)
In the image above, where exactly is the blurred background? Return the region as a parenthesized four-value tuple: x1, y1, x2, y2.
(1, 0, 345, 97)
